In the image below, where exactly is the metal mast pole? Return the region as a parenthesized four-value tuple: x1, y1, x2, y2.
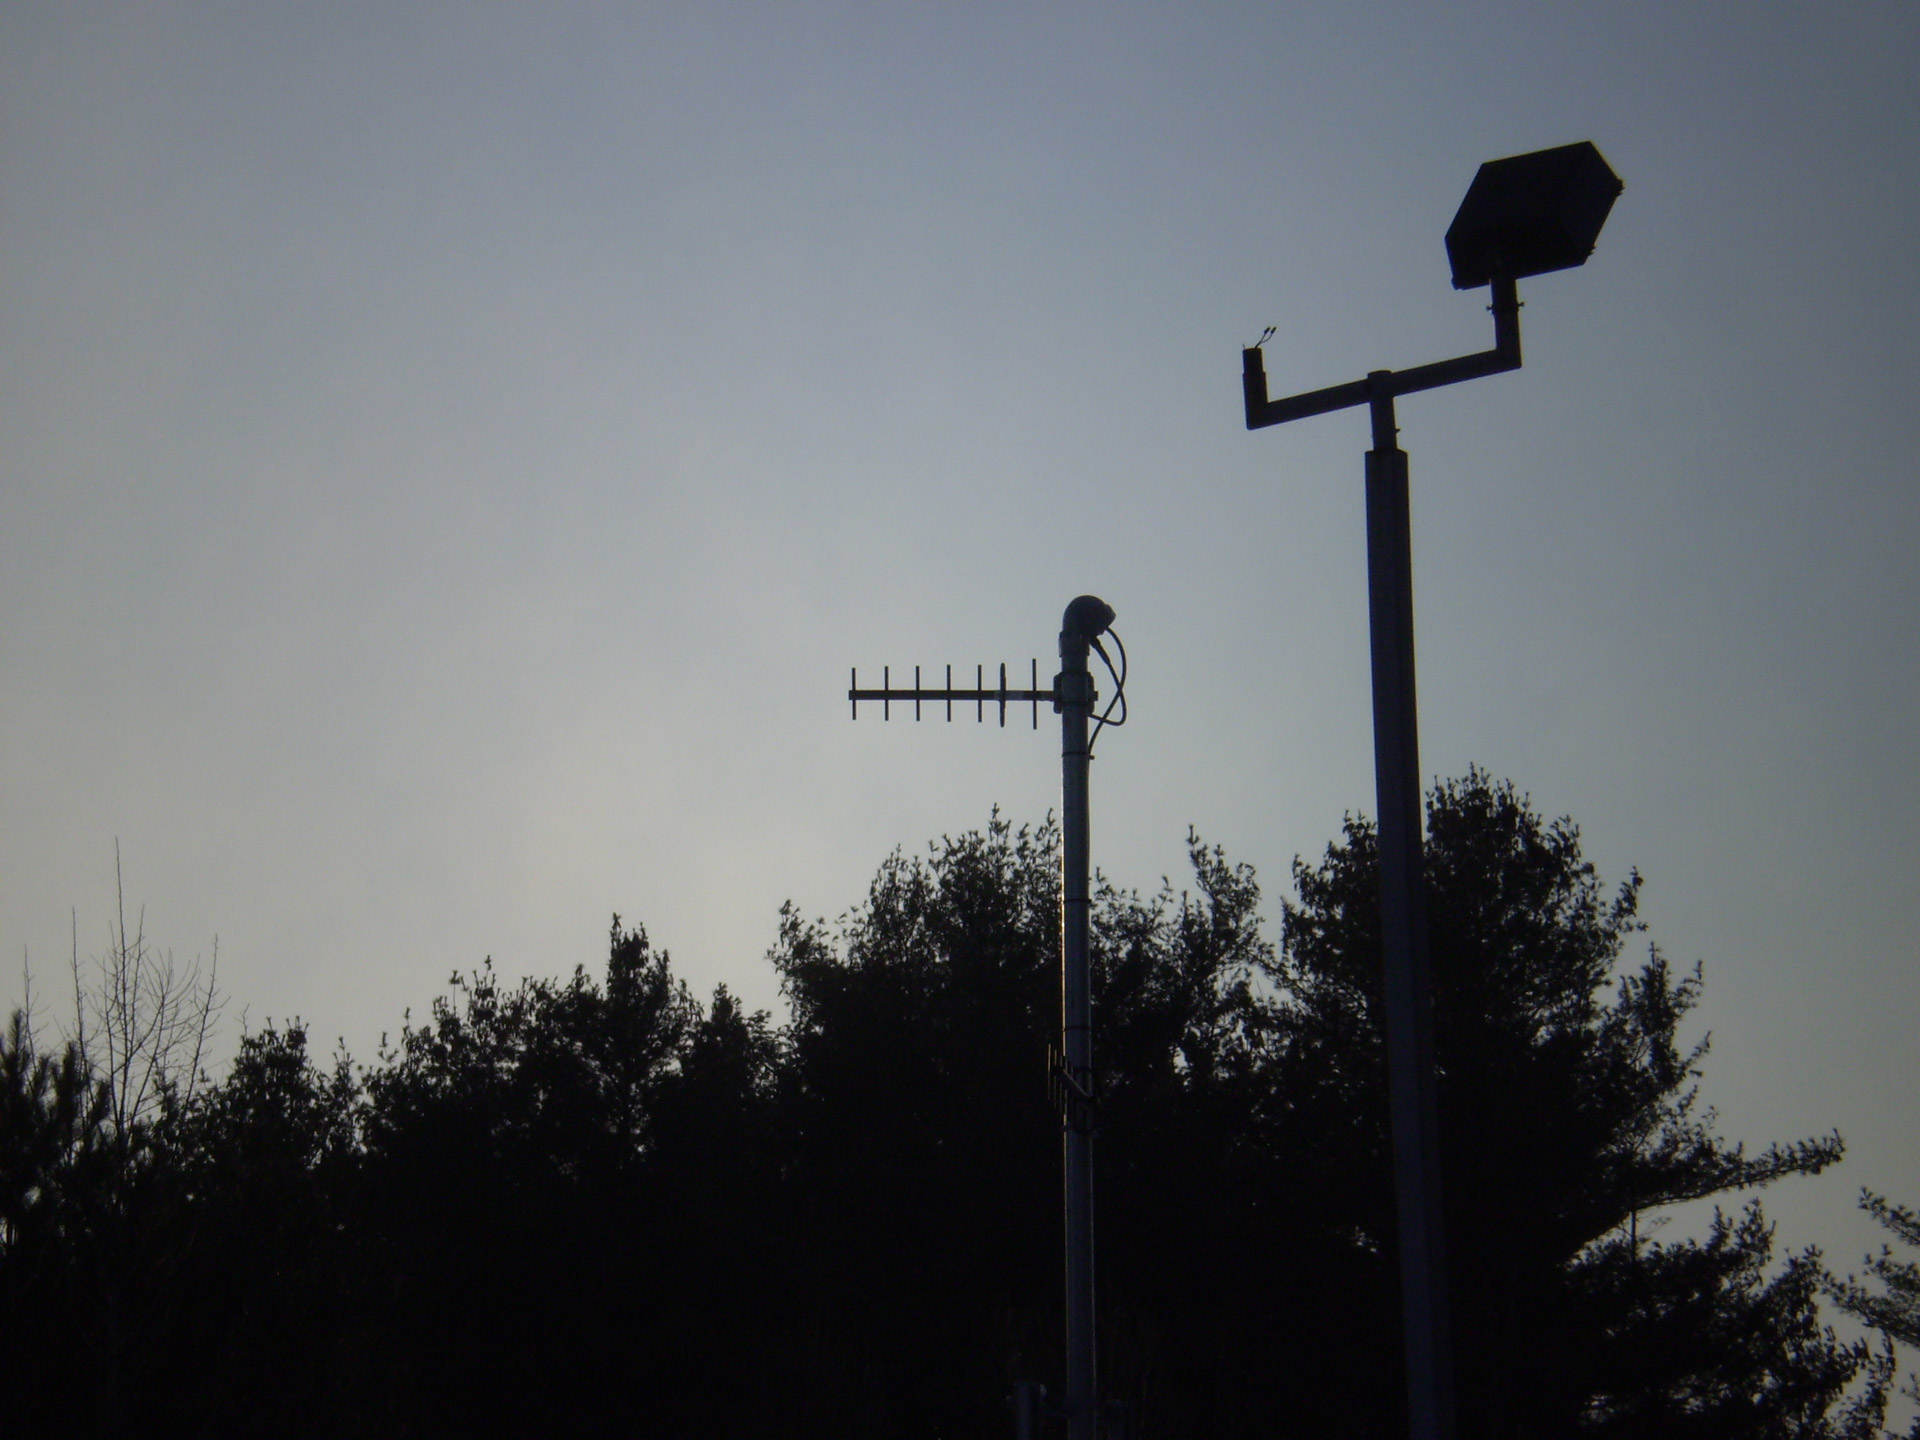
(848, 595, 1125, 1440)
(1058, 594, 1110, 1440)
(1365, 390, 1454, 1440)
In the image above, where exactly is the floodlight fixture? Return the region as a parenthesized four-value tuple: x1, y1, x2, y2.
(1445, 140, 1622, 290)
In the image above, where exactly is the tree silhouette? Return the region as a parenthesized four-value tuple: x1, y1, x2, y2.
(1831, 1192, 1920, 1348)
(2, 778, 1888, 1440)
(1830, 1190, 1920, 1435)
(1244, 772, 1882, 1440)
(769, 815, 1066, 1438)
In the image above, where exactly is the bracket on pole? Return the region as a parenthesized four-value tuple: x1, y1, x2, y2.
(1242, 275, 1522, 431)
(1047, 1045, 1098, 1133)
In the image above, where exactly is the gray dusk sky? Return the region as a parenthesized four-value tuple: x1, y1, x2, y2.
(3, 3, 1915, 1275)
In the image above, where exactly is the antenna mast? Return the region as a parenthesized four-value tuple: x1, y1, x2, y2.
(849, 594, 1125, 1440)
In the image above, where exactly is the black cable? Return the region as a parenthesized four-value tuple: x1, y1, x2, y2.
(1088, 627, 1127, 754)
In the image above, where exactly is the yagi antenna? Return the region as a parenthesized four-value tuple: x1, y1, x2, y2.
(848, 658, 1053, 729)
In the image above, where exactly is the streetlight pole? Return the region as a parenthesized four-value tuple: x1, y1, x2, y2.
(1364, 377, 1454, 1440)
(1240, 142, 1621, 1440)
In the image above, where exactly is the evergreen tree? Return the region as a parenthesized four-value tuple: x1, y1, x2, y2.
(1251, 771, 1882, 1440)
(1831, 1192, 1920, 1348)
(1830, 1190, 1920, 1434)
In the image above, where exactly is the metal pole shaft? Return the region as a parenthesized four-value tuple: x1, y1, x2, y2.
(1364, 384, 1455, 1440)
(1059, 617, 1096, 1440)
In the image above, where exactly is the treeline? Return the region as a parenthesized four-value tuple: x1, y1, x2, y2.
(1, 774, 1905, 1438)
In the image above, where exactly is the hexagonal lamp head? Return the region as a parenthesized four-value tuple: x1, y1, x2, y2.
(1445, 141, 1623, 290)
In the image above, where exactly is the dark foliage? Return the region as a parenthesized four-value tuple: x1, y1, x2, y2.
(0, 777, 1884, 1439)
(1250, 773, 1877, 1440)
(1830, 1190, 1920, 1434)
(1831, 1192, 1920, 1349)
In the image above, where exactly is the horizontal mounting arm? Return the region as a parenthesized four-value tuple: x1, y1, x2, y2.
(1243, 276, 1521, 431)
